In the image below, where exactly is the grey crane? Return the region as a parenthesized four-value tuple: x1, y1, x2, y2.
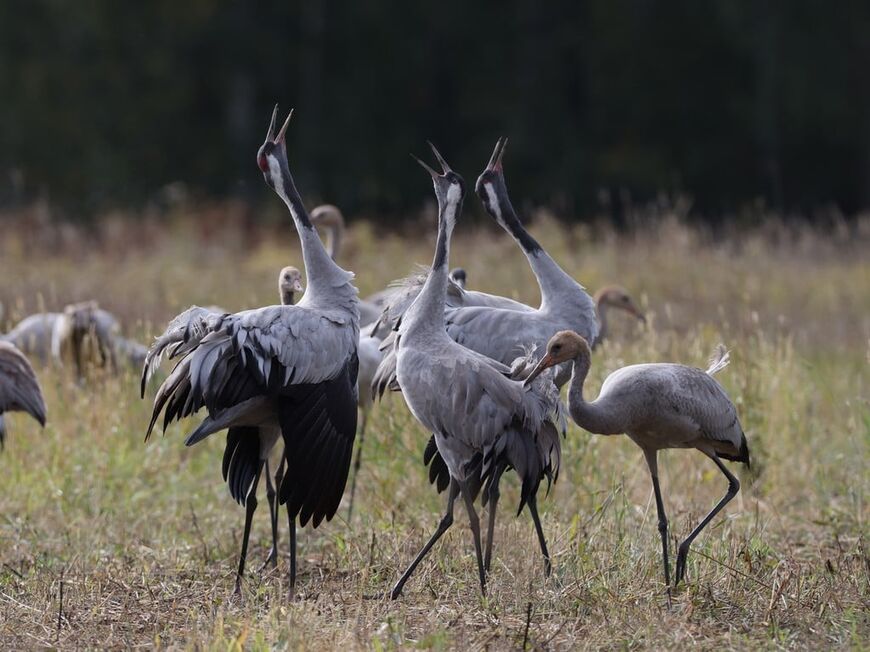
(388, 144, 563, 599)
(143, 107, 359, 596)
(524, 331, 750, 588)
(142, 265, 306, 576)
(373, 138, 598, 387)
(593, 285, 646, 348)
(0, 341, 47, 448)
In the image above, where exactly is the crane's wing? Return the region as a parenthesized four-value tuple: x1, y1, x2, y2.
(444, 306, 554, 366)
(145, 304, 356, 437)
(369, 267, 531, 339)
(146, 305, 359, 527)
(140, 305, 227, 395)
(0, 342, 47, 444)
(666, 366, 748, 464)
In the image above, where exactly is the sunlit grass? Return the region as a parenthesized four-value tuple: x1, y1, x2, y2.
(0, 207, 867, 648)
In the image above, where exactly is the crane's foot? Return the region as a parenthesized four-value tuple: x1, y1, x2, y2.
(259, 548, 278, 572)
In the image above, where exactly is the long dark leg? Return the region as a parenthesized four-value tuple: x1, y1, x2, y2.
(460, 481, 487, 596)
(483, 463, 506, 573)
(234, 459, 265, 595)
(260, 456, 282, 571)
(643, 449, 670, 588)
(346, 407, 368, 522)
(391, 479, 459, 600)
(674, 452, 740, 586)
(527, 493, 551, 577)
(286, 505, 297, 598)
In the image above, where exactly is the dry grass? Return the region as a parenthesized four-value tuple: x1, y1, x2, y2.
(0, 205, 867, 649)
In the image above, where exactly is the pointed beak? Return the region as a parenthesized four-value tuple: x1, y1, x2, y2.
(411, 153, 441, 178)
(265, 105, 293, 144)
(276, 109, 293, 144)
(485, 137, 508, 172)
(266, 104, 279, 140)
(523, 353, 555, 387)
(427, 141, 452, 174)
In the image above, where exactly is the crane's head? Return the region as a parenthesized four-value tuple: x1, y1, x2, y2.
(449, 267, 467, 289)
(595, 285, 646, 323)
(278, 266, 304, 298)
(257, 105, 293, 192)
(475, 137, 509, 215)
(412, 142, 465, 217)
(523, 331, 591, 387)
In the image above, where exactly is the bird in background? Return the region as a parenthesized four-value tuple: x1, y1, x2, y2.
(143, 106, 359, 597)
(0, 341, 47, 448)
(388, 143, 563, 599)
(593, 285, 646, 347)
(524, 330, 749, 589)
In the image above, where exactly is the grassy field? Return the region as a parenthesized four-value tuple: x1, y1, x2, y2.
(0, 205, 868, 649)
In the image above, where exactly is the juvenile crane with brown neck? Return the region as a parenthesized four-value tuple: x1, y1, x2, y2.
(525, 331, 750, 588)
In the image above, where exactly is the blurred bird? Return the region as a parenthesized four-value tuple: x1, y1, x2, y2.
(593, 285, 646, 347)
(0, 341, 47, 448)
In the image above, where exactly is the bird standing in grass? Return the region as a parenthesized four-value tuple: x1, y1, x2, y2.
(144, 107, 359, 596)
(388, 144, 563, 599)
(0, 341, 47, 448)
(524, 331, 749, 588)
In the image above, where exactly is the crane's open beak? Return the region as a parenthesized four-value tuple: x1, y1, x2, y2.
(523, 353, 555, 387)
(427, 141, 452, 174)
(266, 104, 293, 144)
(484, 137, 508, 172)
(411, 153, 440, 178)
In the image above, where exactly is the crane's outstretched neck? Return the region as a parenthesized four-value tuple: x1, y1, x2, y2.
(403, 182, 463, 337)
(566, 350, 624, 435)
(478, 176, 588, 315)
(271, 164, 356, 311)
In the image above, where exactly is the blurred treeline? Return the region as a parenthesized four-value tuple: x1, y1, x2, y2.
(1, 1, 868, 222)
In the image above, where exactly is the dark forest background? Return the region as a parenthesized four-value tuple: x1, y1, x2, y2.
(1, 0, 869, 222)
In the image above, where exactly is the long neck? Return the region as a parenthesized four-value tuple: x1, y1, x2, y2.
(281, 289, 295, 306)
(594, 298, 608, 347)
(324, 220, 342, 260)
(567, 353, 624, 435)
(275, 169, 355, 309)
(485, 184, 580, 312)
(403, 197, 457, 336)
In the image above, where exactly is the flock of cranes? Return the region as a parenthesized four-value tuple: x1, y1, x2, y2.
(0, 106, 750, 601)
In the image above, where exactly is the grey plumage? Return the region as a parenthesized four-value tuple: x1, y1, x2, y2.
(144, 107, 360, 595)
(374, 138, 597, 387)
(525, 331, 749, 589)
(0, 341, 47, 447)
(388, 144, 564, 600)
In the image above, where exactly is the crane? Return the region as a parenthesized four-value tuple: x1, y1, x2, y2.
(388, 143, 564, 599)
(524, 331, 750, 588)
(143, 107, 359, 596)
